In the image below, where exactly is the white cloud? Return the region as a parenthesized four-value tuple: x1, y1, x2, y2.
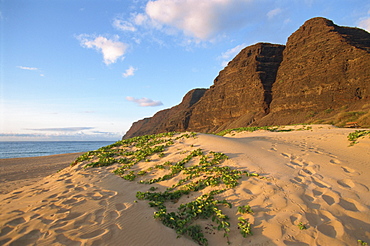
(27, 127, 95, 132)
(126, 96, 163, 107)
(17, 66, 38, 70)
(77, 34, 128, 65)
(122, 0, 258, 41)
(0, 130, 121, 141)
(358, 17, 370, 32)
(113, 18, 137, 31)
(267, 8, 282, 19)
(123, 66, 137, 78)
(134, 13, 149, 26)
(219, 43, 246, 67)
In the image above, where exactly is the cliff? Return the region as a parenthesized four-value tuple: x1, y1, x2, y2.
(257, 17, 370, 126)
(186, 43, 285, 133)
(123, 17, 370, 139)
(123, 89, 207, 139)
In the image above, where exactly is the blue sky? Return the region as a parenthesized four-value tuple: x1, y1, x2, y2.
(1, 0, 370, 141)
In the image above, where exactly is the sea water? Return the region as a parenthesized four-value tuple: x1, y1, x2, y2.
(0, 141, 116, 159)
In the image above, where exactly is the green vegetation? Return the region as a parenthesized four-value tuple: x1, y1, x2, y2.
(358, 240, 368, 245)
(297, 222, 307, 230)
(237, 205, 253, 214)
(333, 111, 368, 127)
(73, 131, 260, 245)
(216, 125, 313, 136)
(216, 126, 280, 136)
(306, 111, 318, 118)
(347, 130, 370, 146)
(238, 217, 253, 237)
(141, 190, 232, 245)
(324, 108, 334, 114)
(237, 204, 253, 237)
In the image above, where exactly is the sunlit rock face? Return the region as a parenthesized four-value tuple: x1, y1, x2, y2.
(123, 17, 370, 138)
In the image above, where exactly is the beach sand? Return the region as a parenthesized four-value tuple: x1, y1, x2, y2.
(0, 125, 369, 245)
(0, 153, 84, 194)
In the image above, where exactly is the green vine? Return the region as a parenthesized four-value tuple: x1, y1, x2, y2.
(73, 132, 259, 245)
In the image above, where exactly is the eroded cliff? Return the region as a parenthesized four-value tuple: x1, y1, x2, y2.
(123, 17, 370, 139)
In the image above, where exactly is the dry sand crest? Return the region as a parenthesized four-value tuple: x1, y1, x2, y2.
(0, 125, 369, 245)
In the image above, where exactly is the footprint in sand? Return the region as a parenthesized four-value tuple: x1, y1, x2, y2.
(0, 226, 13, 237)
(115, 203, 129, 211)
(55, 234, 81, 246)
(302, 194, 321, 210)
(93, 208, 105, 224)
(337, 179, 355, 189)
(74, 214, 92, 228)
(7, 210, 25, 216)
(341, 166, 360, 176)
(62, 212, 84, 221)
(312, 189, 323, 197)
(297, 166, 317, 177)
(317, 223, 339, 238)
(329, 159, 341, 165)
(99, 200, 108, 206)
(311, 177, 330, 189)
(103, 210, 119, 223)
(59, 173, 72, 178)
(49, 220, 68, 230)
(320, 191, 340, 207)
(39, 217, 54, 225)
(87, 190, 117, 200)
(47, 194, 58, 199)
(79, 228, 107, 239)
(291, 160, 305, 167)
(322, 195, 335, 205)
(338, 198, 359, 212)
(291, 176, 304, 183)
(61, 198, 78, 205)
(337, 179, 369, 193)
(11, 191, 23, 195)
(6, 217, 26, 226)
(8, 229, 42, 245)
(281, 153, 291, 159)
(30, 213, 40, 219)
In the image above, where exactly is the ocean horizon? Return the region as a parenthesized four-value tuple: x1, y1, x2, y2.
(0, 141, 116, 159)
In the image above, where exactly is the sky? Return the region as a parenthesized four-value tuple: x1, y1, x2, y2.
(1, 0, 370, 141)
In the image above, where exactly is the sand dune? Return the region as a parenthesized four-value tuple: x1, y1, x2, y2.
(0, 125, 369, 246)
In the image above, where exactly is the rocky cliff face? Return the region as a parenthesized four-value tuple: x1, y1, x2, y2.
(257, 17, 370, 126)
(123, 89, 207, 139)
(186, 43, 285, 133)
(123, 17, 370, 139)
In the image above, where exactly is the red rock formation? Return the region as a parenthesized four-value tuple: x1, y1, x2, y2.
(123, 17, 370, 138)
(186, 43, 285, 133)
(123, 89, 207, 139)
(257, 17, 370, 126)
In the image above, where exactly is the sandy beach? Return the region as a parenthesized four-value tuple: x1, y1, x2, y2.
(0, 153, 84, 195)
(0, 125, 369, 245)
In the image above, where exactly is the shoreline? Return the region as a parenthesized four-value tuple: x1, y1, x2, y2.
(0, 152, 84, 194)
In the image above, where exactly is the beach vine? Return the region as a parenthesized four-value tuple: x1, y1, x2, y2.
(347, 130, 370, 146)
(215, 125, 312, 136)
(73, 132, 259, 245)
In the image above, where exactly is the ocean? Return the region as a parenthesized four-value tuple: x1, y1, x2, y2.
(0, 141, 116, 159)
